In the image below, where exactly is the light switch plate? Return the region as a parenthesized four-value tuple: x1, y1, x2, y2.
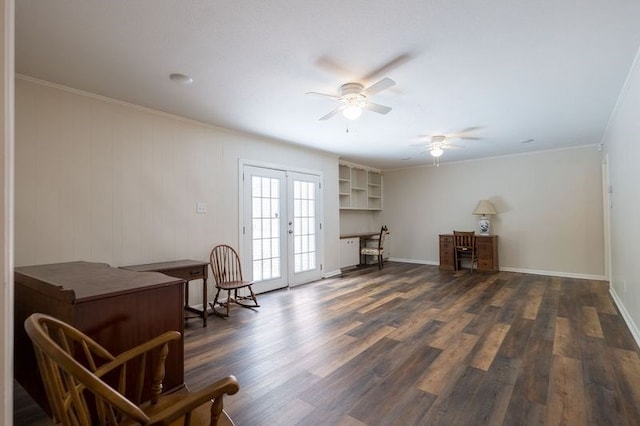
(196, 202, 207, 214)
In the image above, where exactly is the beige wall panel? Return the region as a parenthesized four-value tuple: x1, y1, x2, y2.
(383, 146, 604, 277)
(604, 49, 640, 342)
(15, 78, 341, 307)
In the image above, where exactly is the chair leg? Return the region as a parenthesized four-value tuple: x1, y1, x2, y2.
(248, 286, 259, 306)
(227, 290, 232, 317)
(210, 288, 225, 317)
(235, 286, 260, 308)
(378, 254, 383, 269)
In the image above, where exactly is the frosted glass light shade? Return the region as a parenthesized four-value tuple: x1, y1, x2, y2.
(343, 104, 362, 120)
(430, 147, 444, 157)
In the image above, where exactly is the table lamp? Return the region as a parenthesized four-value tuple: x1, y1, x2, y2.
(473, 200, 497, 235)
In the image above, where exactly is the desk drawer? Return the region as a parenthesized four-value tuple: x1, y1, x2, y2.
(164, 266, 206, 281)
(439, 235, 455, 270)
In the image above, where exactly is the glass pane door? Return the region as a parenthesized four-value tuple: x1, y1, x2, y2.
(288, 172, 322, 286)
(243, 166, 287, 293)
(242, 165, 322, 291)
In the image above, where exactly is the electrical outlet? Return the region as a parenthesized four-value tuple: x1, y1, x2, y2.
(196, 202, 207, 214)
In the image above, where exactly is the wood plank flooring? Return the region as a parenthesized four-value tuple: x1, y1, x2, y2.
(14, 262, 640, 425)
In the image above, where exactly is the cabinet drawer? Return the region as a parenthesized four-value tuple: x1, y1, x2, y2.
(163, 266, 205, 281)
(478, 259, 493, 269)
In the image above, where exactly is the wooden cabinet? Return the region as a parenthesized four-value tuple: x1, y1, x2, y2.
(121, 259, 210, 327)
(439, 234, 499, 273)
(476, 236, 499, 272)
(340, 237, 360, 269)
(339, 161, 383, 210)
(439, 234, 455, 270)
(14, 261, 186, 413)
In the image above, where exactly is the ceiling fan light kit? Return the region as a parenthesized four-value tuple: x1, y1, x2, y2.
(430, 147, 444, 157)
(307, 78, 395, 121)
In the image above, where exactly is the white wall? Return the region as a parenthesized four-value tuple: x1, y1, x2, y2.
(15, 77, 342, 304)
(0, 0, 13, 422)
(382, 146, 605, 278)
(604, 48, 640, 342)
(339, 209, 381, 235)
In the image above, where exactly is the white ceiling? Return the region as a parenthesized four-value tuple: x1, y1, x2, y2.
(15, 0, 640, 170)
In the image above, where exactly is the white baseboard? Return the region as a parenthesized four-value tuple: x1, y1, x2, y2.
(389, 257, 439, 266)
(498, 266, 607, 281)
(388, 258, 606, 281)
(609, 287, 640, 349)
(323, 269, 342, 279)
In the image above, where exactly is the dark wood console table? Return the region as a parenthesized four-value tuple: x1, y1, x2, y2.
(14, 261, 186, 414)
(121, 259, 210, 327)
(439, 234, 499, 272)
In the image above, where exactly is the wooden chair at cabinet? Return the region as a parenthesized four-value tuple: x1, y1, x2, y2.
(361, 225, 389, 269)
(24, 313, 239, 425)
(453, 230, 478, 272)
(439, 234, 499, 273)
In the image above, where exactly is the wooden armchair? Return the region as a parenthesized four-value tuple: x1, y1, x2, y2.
(24, 313, 239, 425)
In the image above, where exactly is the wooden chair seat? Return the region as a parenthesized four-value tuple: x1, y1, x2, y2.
(129, 390, 235, 426)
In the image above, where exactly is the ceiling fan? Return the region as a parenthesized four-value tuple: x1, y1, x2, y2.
(422, 135, 461, 158)
(306, 77, 395, 121)
(407, 128, 484, 165)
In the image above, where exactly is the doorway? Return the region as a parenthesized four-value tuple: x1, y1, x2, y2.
(241, 163, 322, 293)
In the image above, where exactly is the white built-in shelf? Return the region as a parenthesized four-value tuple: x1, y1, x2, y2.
(338, 160, 383, 210)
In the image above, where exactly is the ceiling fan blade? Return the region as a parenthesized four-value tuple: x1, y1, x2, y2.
(306, 91, 340, 100)
(362, 78, 395, 97)
(457, 126, 483, 134)
(319, 105, 345, 121)
(315, 55, 353, 77)
(443, 144, 463, 150)
(363, 102, 392, 115)
(454, 126, 484, 140)
(362, 53, 412, 81)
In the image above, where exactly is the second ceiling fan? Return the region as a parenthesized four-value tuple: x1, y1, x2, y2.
(306, 77, 395, 121)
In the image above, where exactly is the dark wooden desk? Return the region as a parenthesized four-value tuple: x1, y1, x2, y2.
(14, 261, 186, 414)
(121, 259, 210, 327)
(439, 234, 499, 272)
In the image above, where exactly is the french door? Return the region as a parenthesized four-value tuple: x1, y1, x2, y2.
(242, 164, 322, 293)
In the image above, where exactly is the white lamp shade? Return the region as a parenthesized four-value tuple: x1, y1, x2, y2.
(472, 200, 497, 216)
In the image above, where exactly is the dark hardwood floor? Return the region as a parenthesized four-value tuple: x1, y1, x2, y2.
(14, 262, 640, 425)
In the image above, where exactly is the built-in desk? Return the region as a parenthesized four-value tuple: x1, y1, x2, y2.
(340, 232, 384, 268)
(14, 261, 186, 414)
(439, 234, 499, 272)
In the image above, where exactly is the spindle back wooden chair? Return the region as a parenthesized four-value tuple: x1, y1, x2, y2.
(24, 313, 239, 425)
(453, 230, 478, 272)
(360, 225, 389, 269)
(209, 244, 260, 317)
